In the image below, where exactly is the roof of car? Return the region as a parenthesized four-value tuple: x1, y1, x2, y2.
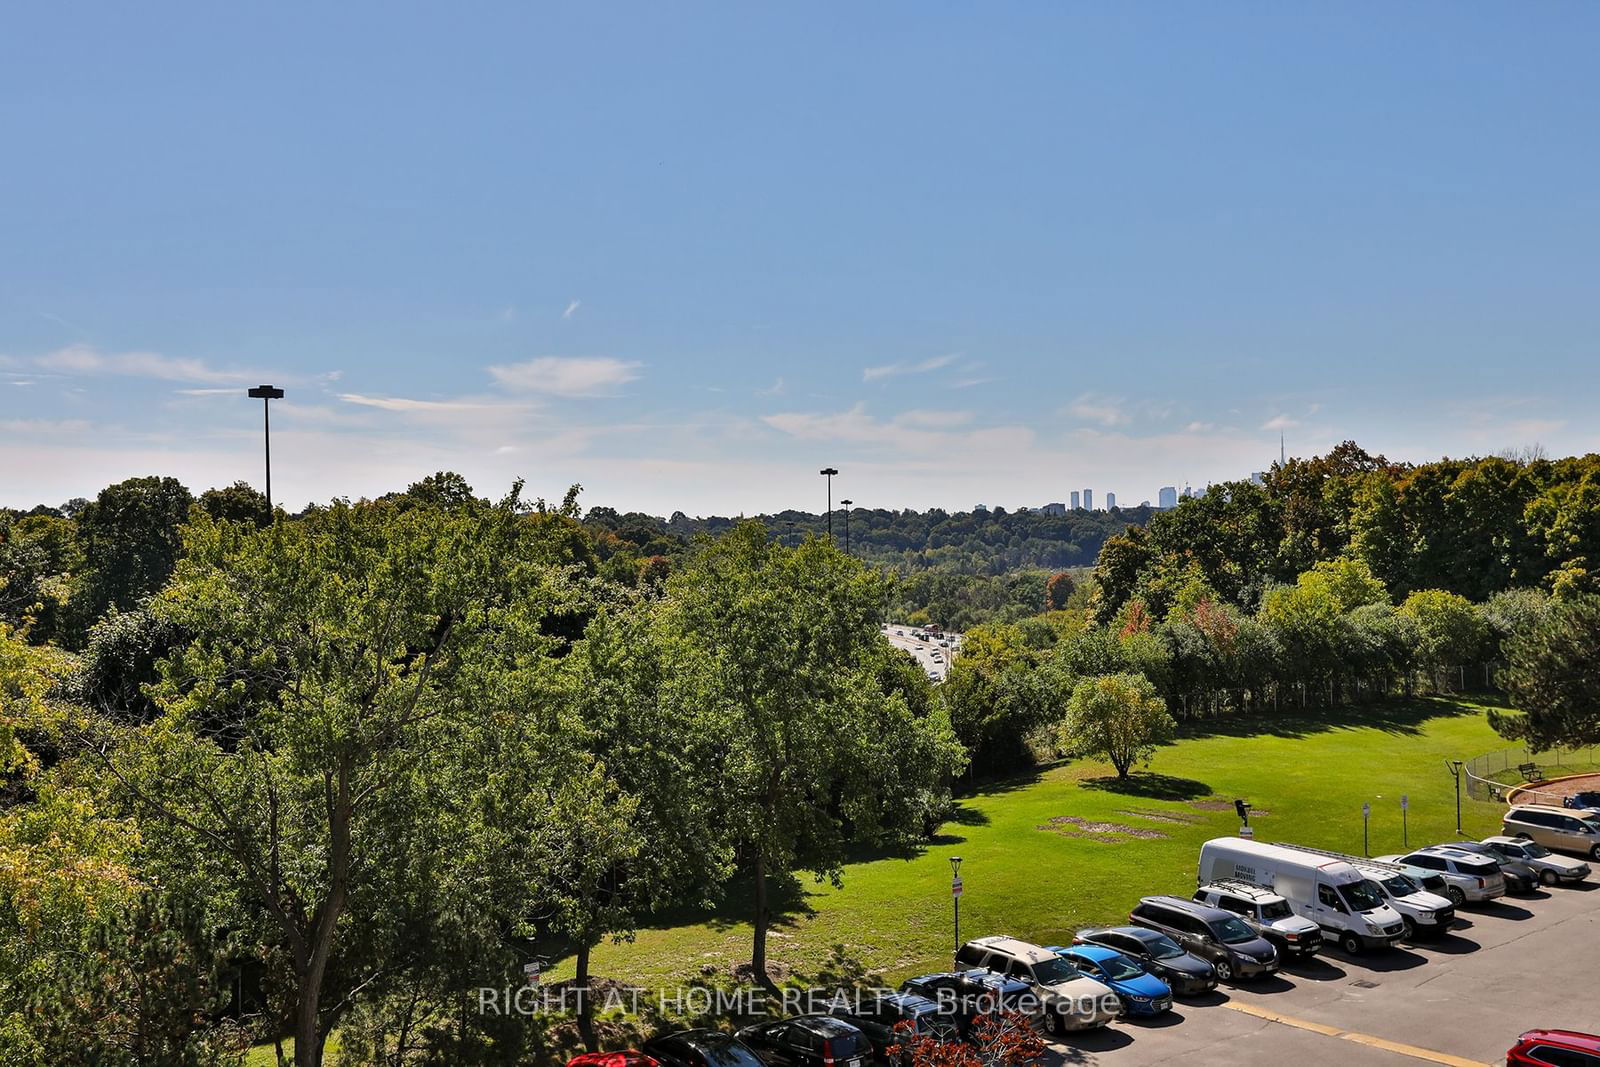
(958, 968, 1030, 993)
(1080, 924, 1169, 944)
(1198, 880, 1284, 901)
(1053, 944, 1120, 963)
(1138, 894, 1233, 922)
(788, 1016, 862, 1037)
(1518, 1030, 1600, 1051)
(963, 935, 1057, 964)
(872, 992, 939, 1012)
(1509, 803, 1580, 814)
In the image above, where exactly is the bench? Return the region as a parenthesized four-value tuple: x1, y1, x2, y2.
(1517, 762, 1541, 781)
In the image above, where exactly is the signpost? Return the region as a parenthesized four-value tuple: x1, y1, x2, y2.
(1362, 802, 1372, 856)
(1401, 794, 1409, 848)
(950, 856, 963, 953)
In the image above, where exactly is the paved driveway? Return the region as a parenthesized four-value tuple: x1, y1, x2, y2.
(1047, 880, 1599, 1065)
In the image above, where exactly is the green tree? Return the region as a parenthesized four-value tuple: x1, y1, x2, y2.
(1399, 589, 1489, 672)
(663, 523, 960, 992)
(1058, 673, 1176, 779)
(1493, 594, 1600, 749)
(69, 476, 194, 644)
(197, 481, 271, 527)
(1044, 572, 1075, 612)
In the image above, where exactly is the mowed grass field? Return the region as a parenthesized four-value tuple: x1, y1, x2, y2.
(582, 697, 1514, 989)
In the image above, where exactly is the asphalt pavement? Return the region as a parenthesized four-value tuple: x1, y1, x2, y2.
(882, 623, 960, 682)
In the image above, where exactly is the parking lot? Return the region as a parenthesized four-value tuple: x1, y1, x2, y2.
(882, 623, 960, 682)
(1044, 878, 1600, 1066)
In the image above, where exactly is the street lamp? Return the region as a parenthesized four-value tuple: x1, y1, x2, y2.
(819, 468, 838, 540)
(246, 385, 285, 513)
(949, 856, 963, 953)
(839, 499, 853, 555)
(1447, 760, 1465, 834)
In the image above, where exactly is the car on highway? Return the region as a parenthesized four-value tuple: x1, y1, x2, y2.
(644, 1031, 767, 1067)
(1481, 836, 1592, 886)
(736, 1016, 873, 1067)
(825, 992, 956, 1058)
(1377, 848, 1506, 906)
(1070, 926, 1217, 996)
(1442, 841, 1540, 895)
(1503, 804, 1600, 860)
(1506, 1029, 1600, 1066)
(1128, 896, 1279, 981)
(1047, 944, 1172, 1017)
(954, 936, 1120, 1033)
(1192, 880, 1323, 959)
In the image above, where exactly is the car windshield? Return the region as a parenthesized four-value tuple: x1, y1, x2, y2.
(1522, 843, 1551, 858)
(700, 1039, 764, 1067)
(1260, 900, 1292, 921)
(1215, 917, 1256, 944)
(1095, 954, 1144, 981)
(1032, 957, 1080, 985)
(1583, 819, 1600, 834)
(1378, 873, 1417, 896)
(1143, 933, 1185, 960)
(1339, 880, 1385, 912)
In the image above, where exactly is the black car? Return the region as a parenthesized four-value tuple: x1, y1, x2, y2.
(1072, 926, 1217, 996)
(1129, 896, 1279, 982)
(826, 993, 956, 1060)
(1444, 842, 1539, 895)
(645, 1030, 769, 1067)
(897, 971, 1038, 1040)
(736, 1016, 873, 1067)
(1564, 791, 1600, 812)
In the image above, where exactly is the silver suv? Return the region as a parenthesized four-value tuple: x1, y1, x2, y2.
(1503, 805, 1600, 861)
(1378, 847, 1506, 906)
(954, 936, 1120, 1034)
(1192, 881, 1322, 959)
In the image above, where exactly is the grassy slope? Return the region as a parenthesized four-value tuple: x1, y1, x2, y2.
(584, 697, 1512, 989)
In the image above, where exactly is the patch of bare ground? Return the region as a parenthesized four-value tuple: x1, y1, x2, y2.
(1037, 815, 1169, 842)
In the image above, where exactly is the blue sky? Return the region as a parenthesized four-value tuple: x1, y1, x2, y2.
(3, 4, 1597, 514)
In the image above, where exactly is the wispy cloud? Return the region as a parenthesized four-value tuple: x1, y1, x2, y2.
(32, 344, 274, 385)
(762, 403, 1028, 454)
(488, 356, 641, 396)
(757, 376, 786, 396)
(862, 353, 959, 383)
(563, 299, 581, 320)
(0, 418, 92, 435)
(1262, 414, 1299, 431)
(1065, 393, 1132, 427)
(1185, 421, 1217, 433)
(339, 393, 518, 413)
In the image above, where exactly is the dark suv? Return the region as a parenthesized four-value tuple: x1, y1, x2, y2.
(644, 1030, 768, 1067)
(736, 1016, 873, 1067)
(1129, 895, 1279, 982)
(826, 993, 956, 1059)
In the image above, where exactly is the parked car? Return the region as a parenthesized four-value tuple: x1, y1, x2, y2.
(825, 993, 955, 1059)
(1128, 896, 1279, 981)
(1070, 926, 1217, 996)
(897, 971, 1038, 1041)
(1377, 848, 1506, 907)
(1350, 862, 1455, 939)
(1482, 835, 1592, 886)
(736, 1016, 874, 1067)
(1503, 804, 1600, 860)
(1506, 1029, 1600, 1066)
(1197, 839, 1404, 954)
(954, 936, 1120, 1033)
(1441, 841, 1539, 895)
(1562, 791, 1600, 812)
(1192, 880, 1323, 958)
(644, 1031, 766, 1067)
(570, 1054, 660, 1067)
(1047, 945, 1172, 1017)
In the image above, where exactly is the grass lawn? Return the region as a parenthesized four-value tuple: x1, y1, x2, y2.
(583, 696, 1513, 990)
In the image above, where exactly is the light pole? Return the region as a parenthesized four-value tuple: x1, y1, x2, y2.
(819, 467, 838, 540)
(839, 499, 853, 555)
(949, 856, 963, 953)
(1447, 760, 1465, 834)
(247, 385, 285, 512)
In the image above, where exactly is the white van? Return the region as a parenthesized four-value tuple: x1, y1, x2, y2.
(1198, 838, 1405, 954)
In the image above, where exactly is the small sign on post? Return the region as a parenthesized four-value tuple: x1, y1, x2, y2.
(1362, 802, 1372, 857)
(1401, 794, 1409, 847)
(951, 877, 964, 898)
(1239, 824, 1254, 838)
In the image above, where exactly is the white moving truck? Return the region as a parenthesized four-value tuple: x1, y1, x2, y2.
(1198, 838, 1406, 954)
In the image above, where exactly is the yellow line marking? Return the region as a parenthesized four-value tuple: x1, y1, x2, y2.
(1223, 999, 1491, 1067)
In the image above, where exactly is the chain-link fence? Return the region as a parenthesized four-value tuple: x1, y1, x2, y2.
(1464, 744, 1600, 802)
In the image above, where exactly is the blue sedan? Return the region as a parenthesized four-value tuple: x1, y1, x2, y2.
(1047, 945, 1172, 1017)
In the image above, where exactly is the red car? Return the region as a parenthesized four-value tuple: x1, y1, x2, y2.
(568, 1053, 660, 1067)
(1507, 1030, 1600, 1066)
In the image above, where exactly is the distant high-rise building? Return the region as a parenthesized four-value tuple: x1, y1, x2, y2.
(1250, 471, 1266, 485)
(1070, 491, 1080, 509)
(1158, 486, 1178, 509)
(1140, 500, 1151, 507)
(1083, 489, 1094, 511)
(1040, 502, 1066, 515)
(1106, 492, 1117, 509)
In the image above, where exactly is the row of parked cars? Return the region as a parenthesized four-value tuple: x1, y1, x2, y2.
(571, 804, 1600, 1067)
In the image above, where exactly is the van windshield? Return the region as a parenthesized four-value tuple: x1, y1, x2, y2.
(1214, 917, 1257, 945)
(1339, 880, 1385, 912)
(1582, 819, 1600, 835)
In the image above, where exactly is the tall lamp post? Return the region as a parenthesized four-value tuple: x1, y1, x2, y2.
(247, 385, 285, 512)
(949, 856, 963, 953)
(1446, 760, 1465, 834)
(839, 499, 853, 555)
(819, 467, 838, 540)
